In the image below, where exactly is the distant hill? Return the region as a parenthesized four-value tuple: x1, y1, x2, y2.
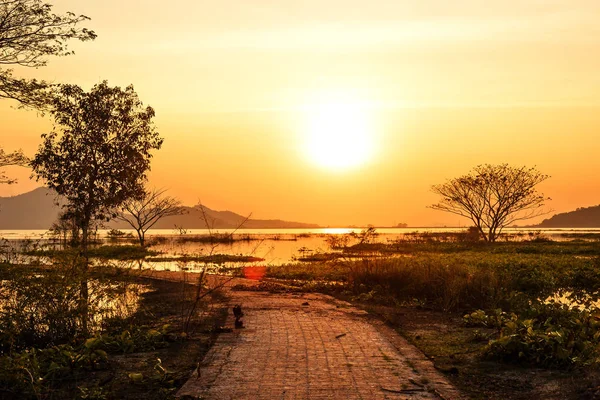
(0, 188, 62, 229)
(0, 187, 319, 230)
(537, 205, 600, 228)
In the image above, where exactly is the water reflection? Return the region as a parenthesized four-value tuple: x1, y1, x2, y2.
(4, 227, 600, 273)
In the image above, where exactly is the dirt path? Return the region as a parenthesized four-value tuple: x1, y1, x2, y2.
(176, 288, 463, 400)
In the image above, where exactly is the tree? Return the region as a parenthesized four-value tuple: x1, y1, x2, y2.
(0, 0, 96, 108)
(0, 146, 28, 184)
(31, 81, 163, 332)
(49, 209, 81, 246)
(116, 188, 185, 247)
(429, 164, 550, 242)
(32, 81, 163, 250)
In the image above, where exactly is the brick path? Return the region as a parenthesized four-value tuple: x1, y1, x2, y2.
(177, 290, 462, 400)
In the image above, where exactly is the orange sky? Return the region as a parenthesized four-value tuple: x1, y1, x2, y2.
(2, 0, 600, 227)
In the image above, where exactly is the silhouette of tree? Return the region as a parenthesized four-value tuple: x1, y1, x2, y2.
(49, 209, 81, 246)
(0, 146, 28, 184)
(0, 0, 96, 108)
(430, 164, 550, 242)
(31, 81, 162, 332)
(116, 188, 185, 247)
(32, 81, 163, 250)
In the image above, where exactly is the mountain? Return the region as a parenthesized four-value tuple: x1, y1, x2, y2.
(0, 188, 319, 230)
(0, 188, 62, 229)
(537, 205, 600, 228)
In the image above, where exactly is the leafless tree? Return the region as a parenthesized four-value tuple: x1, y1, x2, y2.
(430, 164, 550, 242)
(0, 0, 96, 108)
(0, 146, 28, 184)
(116, 188, 185, 247)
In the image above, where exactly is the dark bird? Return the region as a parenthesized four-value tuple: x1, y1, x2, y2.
(233, 304, 244, 328)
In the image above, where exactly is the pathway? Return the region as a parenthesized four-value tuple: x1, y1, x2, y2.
(176, 289, 463, 400)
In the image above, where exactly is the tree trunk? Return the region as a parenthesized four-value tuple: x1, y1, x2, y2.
(476, 224, 489, 242)
(136, 228, 145, 247)
(489, 228, 496, 243)
(80, 223, 90, 335)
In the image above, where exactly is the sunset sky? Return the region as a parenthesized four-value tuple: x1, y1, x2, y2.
(2, 0, 600, 227)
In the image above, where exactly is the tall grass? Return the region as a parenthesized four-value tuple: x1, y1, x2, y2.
(350, 253, 600, 310)
(268, 252, 600, 312)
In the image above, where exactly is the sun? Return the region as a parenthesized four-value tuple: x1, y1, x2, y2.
(303, 100, 375, 170)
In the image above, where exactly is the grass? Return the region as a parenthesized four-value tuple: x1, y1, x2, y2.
(174, 233, 259, 244)
(0, 262, 229, 400)
(25, 245, 160, 260)
(367, 304, 598, 400)
(9, 233, 600, 398)
(268, 252, 600, 311)
(146, 254, 265, 264)
(264, 240, 600, 398)
(347, 239, 600, 256)
(267, 262, 349, 282)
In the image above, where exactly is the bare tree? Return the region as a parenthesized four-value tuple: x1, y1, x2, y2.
(0, 146, 28, 184)
(116, 188, 185, 247)
(430, 164, 550, 242)
(0, 0, 96, 108)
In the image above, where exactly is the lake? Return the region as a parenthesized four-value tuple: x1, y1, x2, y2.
(2, 227, 600, 271)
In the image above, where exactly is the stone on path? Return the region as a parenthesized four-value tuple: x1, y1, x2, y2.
(178, 291, 462, 400)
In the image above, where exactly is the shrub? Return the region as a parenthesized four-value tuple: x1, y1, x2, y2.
(464, 309, 516, 330)
(345, 253, 600, 310)
(0, 325, 170, 399)
(0, 257, 145, 352)
(484, 303, 600, 368)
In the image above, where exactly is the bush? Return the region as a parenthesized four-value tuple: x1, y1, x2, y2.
(0, 325, 171, 399)
(483, 303, 600, 369)
(0, 257, 145, 352)
(343, 255, 502, 310)
(274, 252, 600, 311)
(26, 245, 158, 260)
(464, 309, 516, 330)
(0, 262, 84, 351)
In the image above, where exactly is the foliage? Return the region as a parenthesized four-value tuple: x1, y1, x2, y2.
(0, 343, 108, 399)
(31, 81, 163, 251)
(348, 227, 379, 246)
(0, 255, 224, 399)
(430, 164, 550, 242)
(0, 0, 96, 108)
(267, 262, 350, 282)
(26, 245, 158, 260)
(146, 254, 264, 264)
(268, 252, 600, 312)
(48, 209, 100, 246)
(175, 233, 257, 244)
(82, 325, 171, 354)
(325, 227, 379, 250)
(116, 188, 185, 247)
(0, 147, 29, 184)
(106, 229, 134, 240)
(0, 325, 171, 399)
(469, 303, 600, 369)
(0, 260, 84, 350)
(464, 309, 516, 330)
(0, 257, 145, 351)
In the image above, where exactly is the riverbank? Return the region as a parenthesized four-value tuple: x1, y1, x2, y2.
(264, 249, 600, 399)
(0, 265, 230, 400)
